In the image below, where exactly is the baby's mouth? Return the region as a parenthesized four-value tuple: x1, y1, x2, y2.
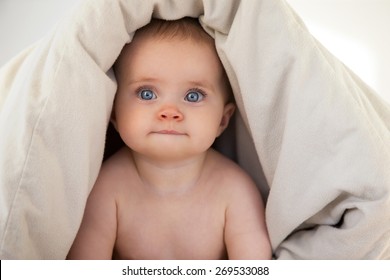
(153, 130, 186, 135)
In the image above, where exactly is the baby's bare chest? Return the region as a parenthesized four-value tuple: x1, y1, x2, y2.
(114, 195, 227, 259)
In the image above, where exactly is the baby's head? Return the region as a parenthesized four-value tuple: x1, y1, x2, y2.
(112, 18, 235, 161)
(115, 17, 233, 103)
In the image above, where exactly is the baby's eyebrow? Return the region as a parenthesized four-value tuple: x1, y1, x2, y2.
(127, 77, 161, 86)
(186, 80, 215, 91)
(125, 77, 216, 92)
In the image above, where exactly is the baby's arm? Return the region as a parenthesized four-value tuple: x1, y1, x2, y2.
(67, 164, 118, 259)
(224, 172, 272, 259)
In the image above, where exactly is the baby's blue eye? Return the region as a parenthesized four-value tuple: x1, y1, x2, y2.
(185, 90, 205, 103)
(138, 89, 156, 100)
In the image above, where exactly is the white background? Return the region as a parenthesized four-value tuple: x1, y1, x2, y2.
(1, 0, 389, 102)
(286, 0, 390, 103)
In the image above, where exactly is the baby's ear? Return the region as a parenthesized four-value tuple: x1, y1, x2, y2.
(217, 103, 236, 137)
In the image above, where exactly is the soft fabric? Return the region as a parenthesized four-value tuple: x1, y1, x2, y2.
(1, 0, 389, 259)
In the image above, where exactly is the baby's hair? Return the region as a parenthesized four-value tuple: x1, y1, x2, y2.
(134, 17, 213, 45)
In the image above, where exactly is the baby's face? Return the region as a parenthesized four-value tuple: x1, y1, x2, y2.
(113, 36, 234, 162)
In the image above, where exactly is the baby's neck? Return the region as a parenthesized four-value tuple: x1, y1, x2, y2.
(130, 151, 209, 196)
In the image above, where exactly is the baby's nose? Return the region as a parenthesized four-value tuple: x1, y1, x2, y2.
(158, 106, 184, 121)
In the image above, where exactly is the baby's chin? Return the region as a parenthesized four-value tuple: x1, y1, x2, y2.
(132, 146, 210, 164)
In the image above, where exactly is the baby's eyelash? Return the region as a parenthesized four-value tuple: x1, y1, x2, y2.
(185, 88, 208, 103)
(135, 86, 153, 94)
(189, 87, 207, 97)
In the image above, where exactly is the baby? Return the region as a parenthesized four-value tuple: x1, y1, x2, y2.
(67, 17, 271, 260)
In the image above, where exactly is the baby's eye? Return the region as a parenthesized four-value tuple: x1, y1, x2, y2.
(138, 89, 156, 100)
(184, 90, 205, 103)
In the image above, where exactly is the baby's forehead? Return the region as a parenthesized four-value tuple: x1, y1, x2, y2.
(122, 36, 213, 57)
(117, 39, 222, 86)
(116, 35, 219, 77)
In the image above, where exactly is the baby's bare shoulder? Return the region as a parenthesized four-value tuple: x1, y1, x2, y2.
(208, 151, 271, 259)
(207, 149, 258, 195)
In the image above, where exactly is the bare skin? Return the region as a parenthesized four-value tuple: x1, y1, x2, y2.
(68, 147, 271, 259)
